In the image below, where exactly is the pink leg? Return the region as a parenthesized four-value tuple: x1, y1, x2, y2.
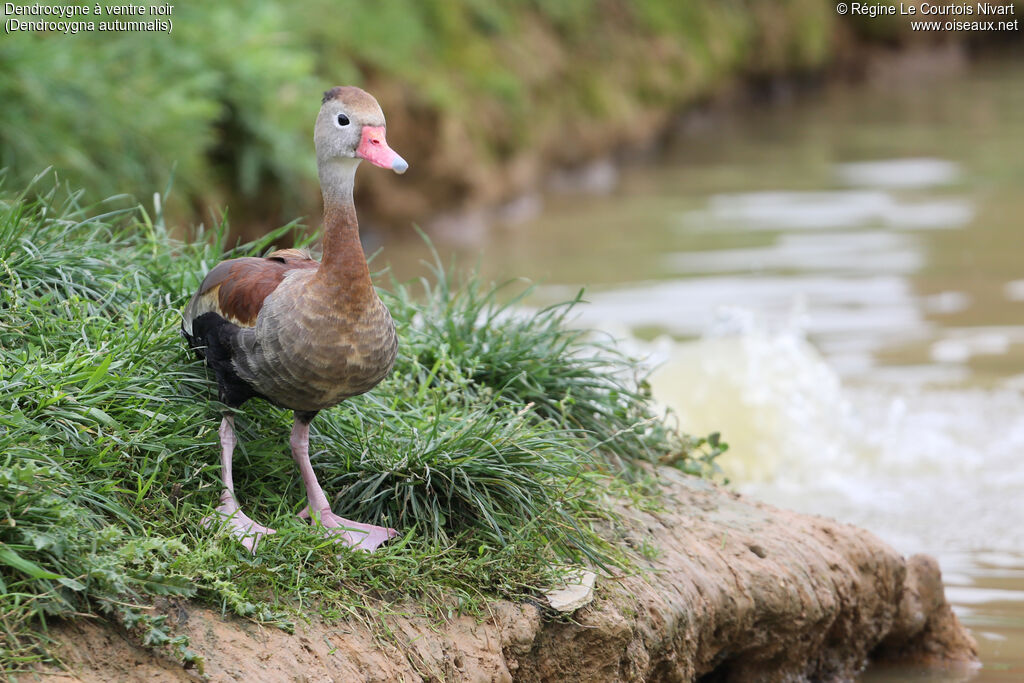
(202, 415, 276, 553)
(290, 417, 397, 552)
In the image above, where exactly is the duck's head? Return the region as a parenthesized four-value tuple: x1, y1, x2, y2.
(315, 86, 408, 174)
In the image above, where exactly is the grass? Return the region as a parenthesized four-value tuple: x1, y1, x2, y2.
(0, 174, 724, 674)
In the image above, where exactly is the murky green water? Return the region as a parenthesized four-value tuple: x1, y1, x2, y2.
(383, 58, 1024, 679)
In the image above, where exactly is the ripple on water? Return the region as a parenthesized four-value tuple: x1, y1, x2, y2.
(683, 190, 972, 231)
(665, 231, 923, 274)
(834, 157, 960, 189)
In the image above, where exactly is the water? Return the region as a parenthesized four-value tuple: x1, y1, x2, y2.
(383, 58, 1024, 679)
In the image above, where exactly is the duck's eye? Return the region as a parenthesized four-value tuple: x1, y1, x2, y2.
(336, 113, 350, 127)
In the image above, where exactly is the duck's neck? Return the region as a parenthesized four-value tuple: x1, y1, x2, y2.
(314, 159, 374, 301)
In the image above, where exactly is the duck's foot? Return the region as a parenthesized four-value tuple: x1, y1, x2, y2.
(298, 506, 397, 552)
(203, 502, 276, 554)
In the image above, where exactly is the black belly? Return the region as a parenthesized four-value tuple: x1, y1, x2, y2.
(183, 312, 267, 409)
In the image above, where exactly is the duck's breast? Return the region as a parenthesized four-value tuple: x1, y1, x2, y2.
(232, 270, 398, 411)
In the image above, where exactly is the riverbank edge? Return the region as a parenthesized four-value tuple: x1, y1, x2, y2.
(39, 466, 977, 682)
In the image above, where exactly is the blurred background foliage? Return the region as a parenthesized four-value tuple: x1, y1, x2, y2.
(1, 0, 844, 235)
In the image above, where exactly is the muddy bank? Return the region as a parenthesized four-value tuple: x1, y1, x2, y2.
(40, 468, 975, 682)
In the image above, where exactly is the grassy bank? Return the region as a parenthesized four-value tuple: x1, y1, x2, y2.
(0, 0, 839, 233)
(0, 176, 723, 673)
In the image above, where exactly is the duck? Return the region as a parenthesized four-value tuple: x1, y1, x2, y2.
(181, 86, 408, 553)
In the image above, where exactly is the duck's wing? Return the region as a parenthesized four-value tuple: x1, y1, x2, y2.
(182, 250, 318, 335)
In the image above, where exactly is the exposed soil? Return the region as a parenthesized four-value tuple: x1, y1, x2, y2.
(34, 468, 977, 682)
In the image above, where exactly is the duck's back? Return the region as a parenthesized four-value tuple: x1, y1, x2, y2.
(182, 249, 320, 335)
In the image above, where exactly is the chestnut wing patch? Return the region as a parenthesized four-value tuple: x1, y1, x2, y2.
(200, 253, 318, 327)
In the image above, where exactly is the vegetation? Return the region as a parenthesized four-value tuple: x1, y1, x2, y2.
(0, 0, 838, 230)
(0, 176, 724, 673)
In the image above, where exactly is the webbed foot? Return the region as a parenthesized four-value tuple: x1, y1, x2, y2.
(204, 498, 276, 553)
(298, 506, 397, 552)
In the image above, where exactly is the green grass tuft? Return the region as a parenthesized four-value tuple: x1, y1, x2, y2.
(387, 251, 703, 473)
(0, 177, 722, 673)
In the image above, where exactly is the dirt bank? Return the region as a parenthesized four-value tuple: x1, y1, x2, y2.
(39, 468, 976, 682)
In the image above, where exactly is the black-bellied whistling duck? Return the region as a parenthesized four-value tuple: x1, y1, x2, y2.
(181, 86, 408, 553)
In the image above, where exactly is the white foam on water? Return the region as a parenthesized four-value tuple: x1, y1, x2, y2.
(647, 326, 862, 483)
(645, 315, 1024, 556)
